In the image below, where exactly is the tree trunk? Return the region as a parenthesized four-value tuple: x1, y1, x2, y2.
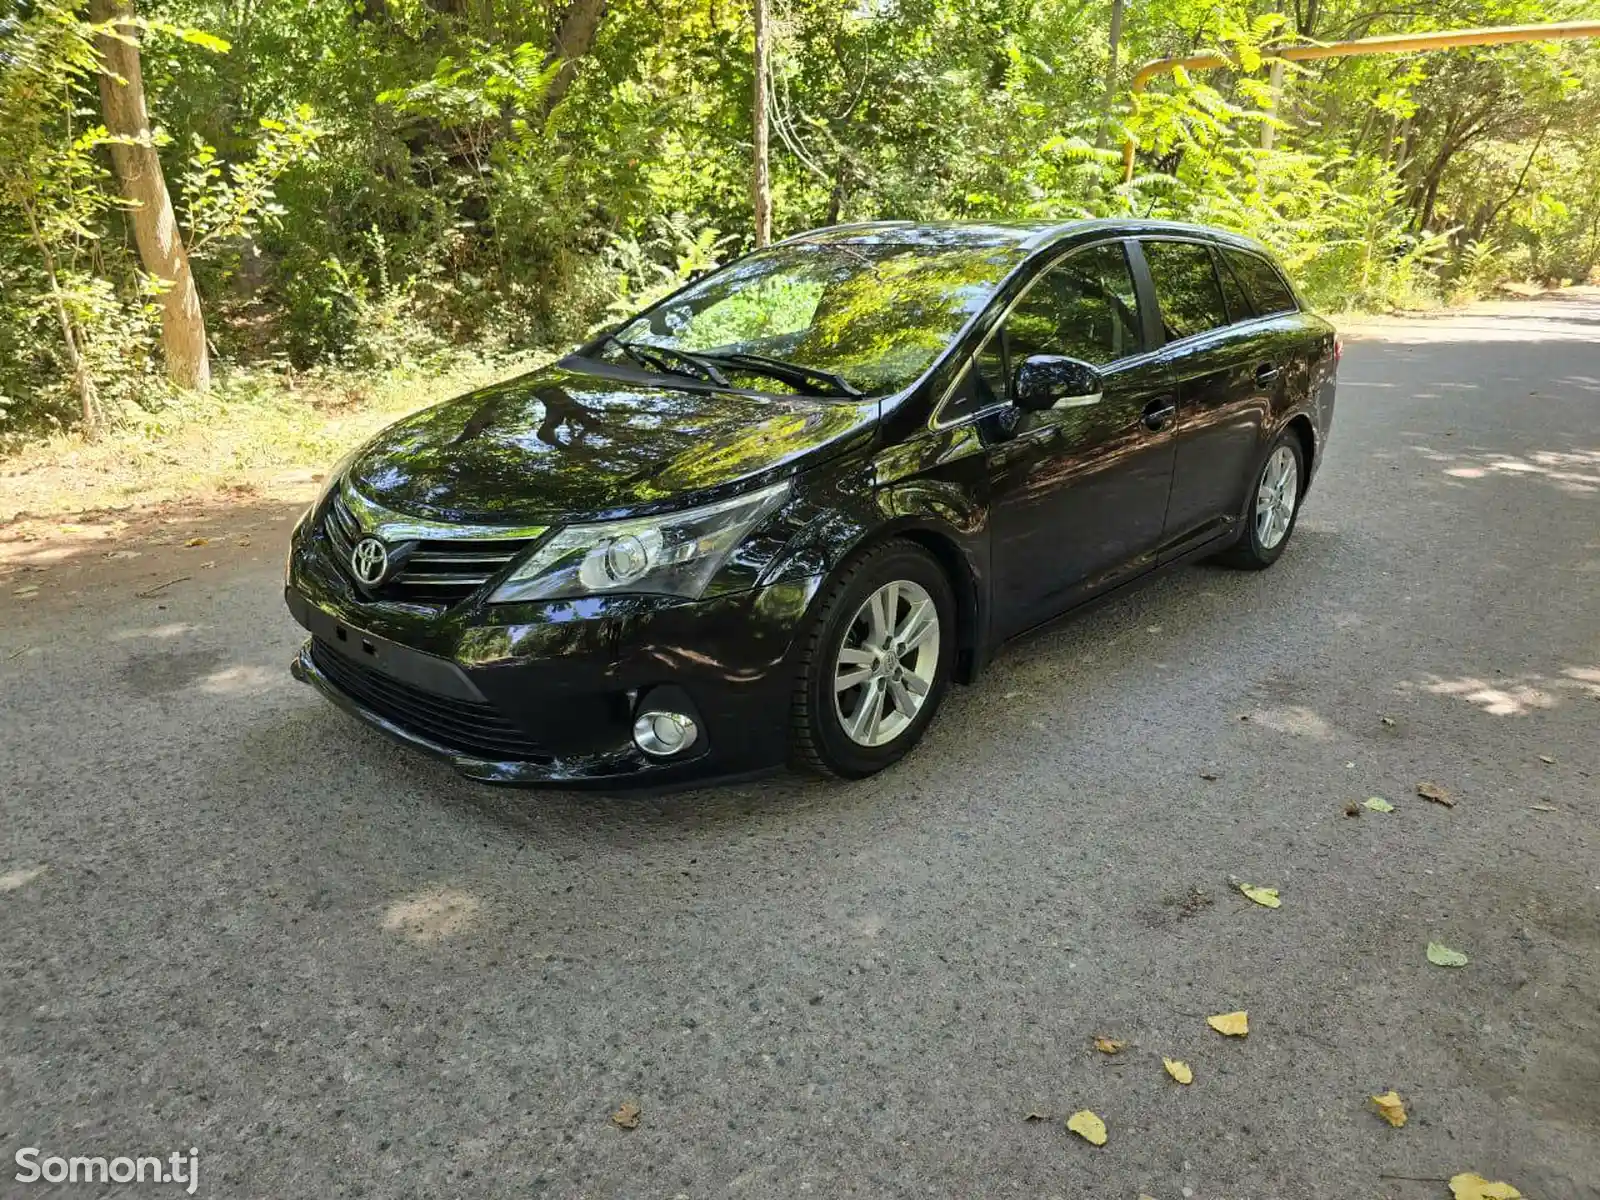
(89, 0, 210, 393)
(542, 0, 608, 116)
(22, 203, 100, 431)
(1097, 0, 1124, 145)
(1299, 0, 1320, 38)
(1262, 59, 1285, 150)
(1416, 160, 1447, 234)
(751, 0, 772, 245)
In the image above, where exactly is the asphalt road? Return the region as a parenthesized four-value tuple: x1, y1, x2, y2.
(3, 297, 1598, 1200)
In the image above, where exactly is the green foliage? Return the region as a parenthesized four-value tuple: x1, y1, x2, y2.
(2, 0, 1598, 435)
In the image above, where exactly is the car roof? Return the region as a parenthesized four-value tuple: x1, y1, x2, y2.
(776, 218, 1276, 258)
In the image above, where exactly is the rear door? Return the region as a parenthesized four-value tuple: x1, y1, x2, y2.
(1140, 239, 1276, 553)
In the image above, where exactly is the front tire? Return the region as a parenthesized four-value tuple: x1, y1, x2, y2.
(1218, 433, 1304, 570)
(790, 540, 956, 779)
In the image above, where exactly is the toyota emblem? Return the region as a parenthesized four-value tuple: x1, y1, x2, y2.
(349, 536, 390, 587)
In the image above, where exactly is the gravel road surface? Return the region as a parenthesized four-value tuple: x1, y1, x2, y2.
(3, 297, 1598, 1199)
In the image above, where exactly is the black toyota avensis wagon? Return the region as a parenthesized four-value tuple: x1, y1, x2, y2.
(285, 219, 1338, 787)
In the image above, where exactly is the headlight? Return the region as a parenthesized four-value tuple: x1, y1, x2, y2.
(489, 480, 791, 603)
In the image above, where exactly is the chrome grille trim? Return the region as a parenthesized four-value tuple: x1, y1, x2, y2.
(339, 478, 547, 543)
(319, 478, 546, 605)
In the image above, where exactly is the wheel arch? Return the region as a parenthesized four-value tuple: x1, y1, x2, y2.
(776, 510, 987, 685)
(1284, 412, 1317, 491)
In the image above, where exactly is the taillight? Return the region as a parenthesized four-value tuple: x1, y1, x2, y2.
(1333, 336, 1343, 362)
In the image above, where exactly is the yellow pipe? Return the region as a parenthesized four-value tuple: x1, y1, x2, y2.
(1121, 20, 1600, 181)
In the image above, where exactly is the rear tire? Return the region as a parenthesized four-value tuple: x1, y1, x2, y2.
(790, 540, 956, 779)
(1218, 433, 1305, 570)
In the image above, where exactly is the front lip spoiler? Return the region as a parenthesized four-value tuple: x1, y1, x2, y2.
(289, 641, 773, 792)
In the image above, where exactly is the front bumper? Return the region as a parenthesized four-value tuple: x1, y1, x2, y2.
(284, 565, 824, 790)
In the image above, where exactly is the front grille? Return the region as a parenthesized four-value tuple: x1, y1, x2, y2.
(322, 492, 536, 606)
(310, 638, 552, 763)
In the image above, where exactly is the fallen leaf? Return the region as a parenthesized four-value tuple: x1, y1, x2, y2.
(1163, 1057, 1193, 1084)
(1093, 1036, 1126, 1054)
(1237, 883, 1281, 908)
(1363, 797, 1396, 813)
(1208, 1010, 1248, 1037)
(1370, 1090, 1407, 1127)
(104, 549, 141, 560)
(1065, 1109, 1107, 1146)
(1538, 755, 1554, 764)
(1380, 716, 1396, 726)
(199, 560, 216, 570)
(1427, 941, 1469, 968)
(184, 536, 210, 547)
(1529, 804, 1557, 812)
(1023, 1110, 1049, 1122)
(0, 865, 47, 891)
(12, 587, 39, 598)
(611, 1100, 641, 1130)
(1417, 782, 1455, 807)
(1449, 1172, 1523, 1200)
(1344, 801, 1362, 817)
(1199, 770, 1219, 781)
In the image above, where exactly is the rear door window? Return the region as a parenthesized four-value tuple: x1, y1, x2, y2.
(1142, 241, 1230, 341)
(1220, 248, 1298, 315)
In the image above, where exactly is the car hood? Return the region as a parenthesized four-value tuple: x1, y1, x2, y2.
(346, 364, 879, 524)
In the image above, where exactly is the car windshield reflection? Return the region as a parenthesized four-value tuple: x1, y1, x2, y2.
(599, 239, 1028, 396)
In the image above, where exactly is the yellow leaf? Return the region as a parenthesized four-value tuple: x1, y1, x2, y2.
(1066, 1109, 1107, 1146)
(185, 536, 210, 547)
(1238, 883, 1281, 908)
(1449, 1173, 1523, 1199)
(1093, 1036, 1126, 1054)
(1370, 1089, 1407, 1127)
(1208, 1010, 1249, 1037)
(1163, 1057, 1193, 1084)
(611, 1100, 641, 1129)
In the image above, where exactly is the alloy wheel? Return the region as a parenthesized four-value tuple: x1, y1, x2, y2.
(833, 579, 941, 748)
(1255, 444, 1299, 550)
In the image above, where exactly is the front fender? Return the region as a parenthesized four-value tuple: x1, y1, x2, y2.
(761, 439, 992, 679)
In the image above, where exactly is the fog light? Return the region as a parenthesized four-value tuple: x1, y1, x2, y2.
(632, 710, 699, 757)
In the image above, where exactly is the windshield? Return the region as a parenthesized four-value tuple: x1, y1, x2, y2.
(600, 238, 1027, 395)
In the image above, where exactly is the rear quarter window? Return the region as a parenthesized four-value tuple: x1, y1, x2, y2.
(1221, 248, 1298, 316)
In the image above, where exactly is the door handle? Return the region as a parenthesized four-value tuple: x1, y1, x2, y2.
(1255, 363, 1282, 386)
(1141, 400, 1177, 432)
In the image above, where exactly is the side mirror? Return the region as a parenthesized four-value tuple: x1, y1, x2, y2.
(1013, 354, 1104, 412)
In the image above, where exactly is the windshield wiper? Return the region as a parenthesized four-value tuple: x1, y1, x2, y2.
(594, 333, 729, 387)
(696, 351, 863, 398)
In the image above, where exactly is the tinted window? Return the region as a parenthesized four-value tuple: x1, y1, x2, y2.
(1221, 248, 1298, 315)
(1005, 242, 1142, 367)
(1214, 251, 1254, 322)
(972, 330, 1007, 406)
(1142, 240, 1229, 340)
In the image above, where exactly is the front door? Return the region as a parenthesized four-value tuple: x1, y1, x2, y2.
(980, 240, 1179, 638)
